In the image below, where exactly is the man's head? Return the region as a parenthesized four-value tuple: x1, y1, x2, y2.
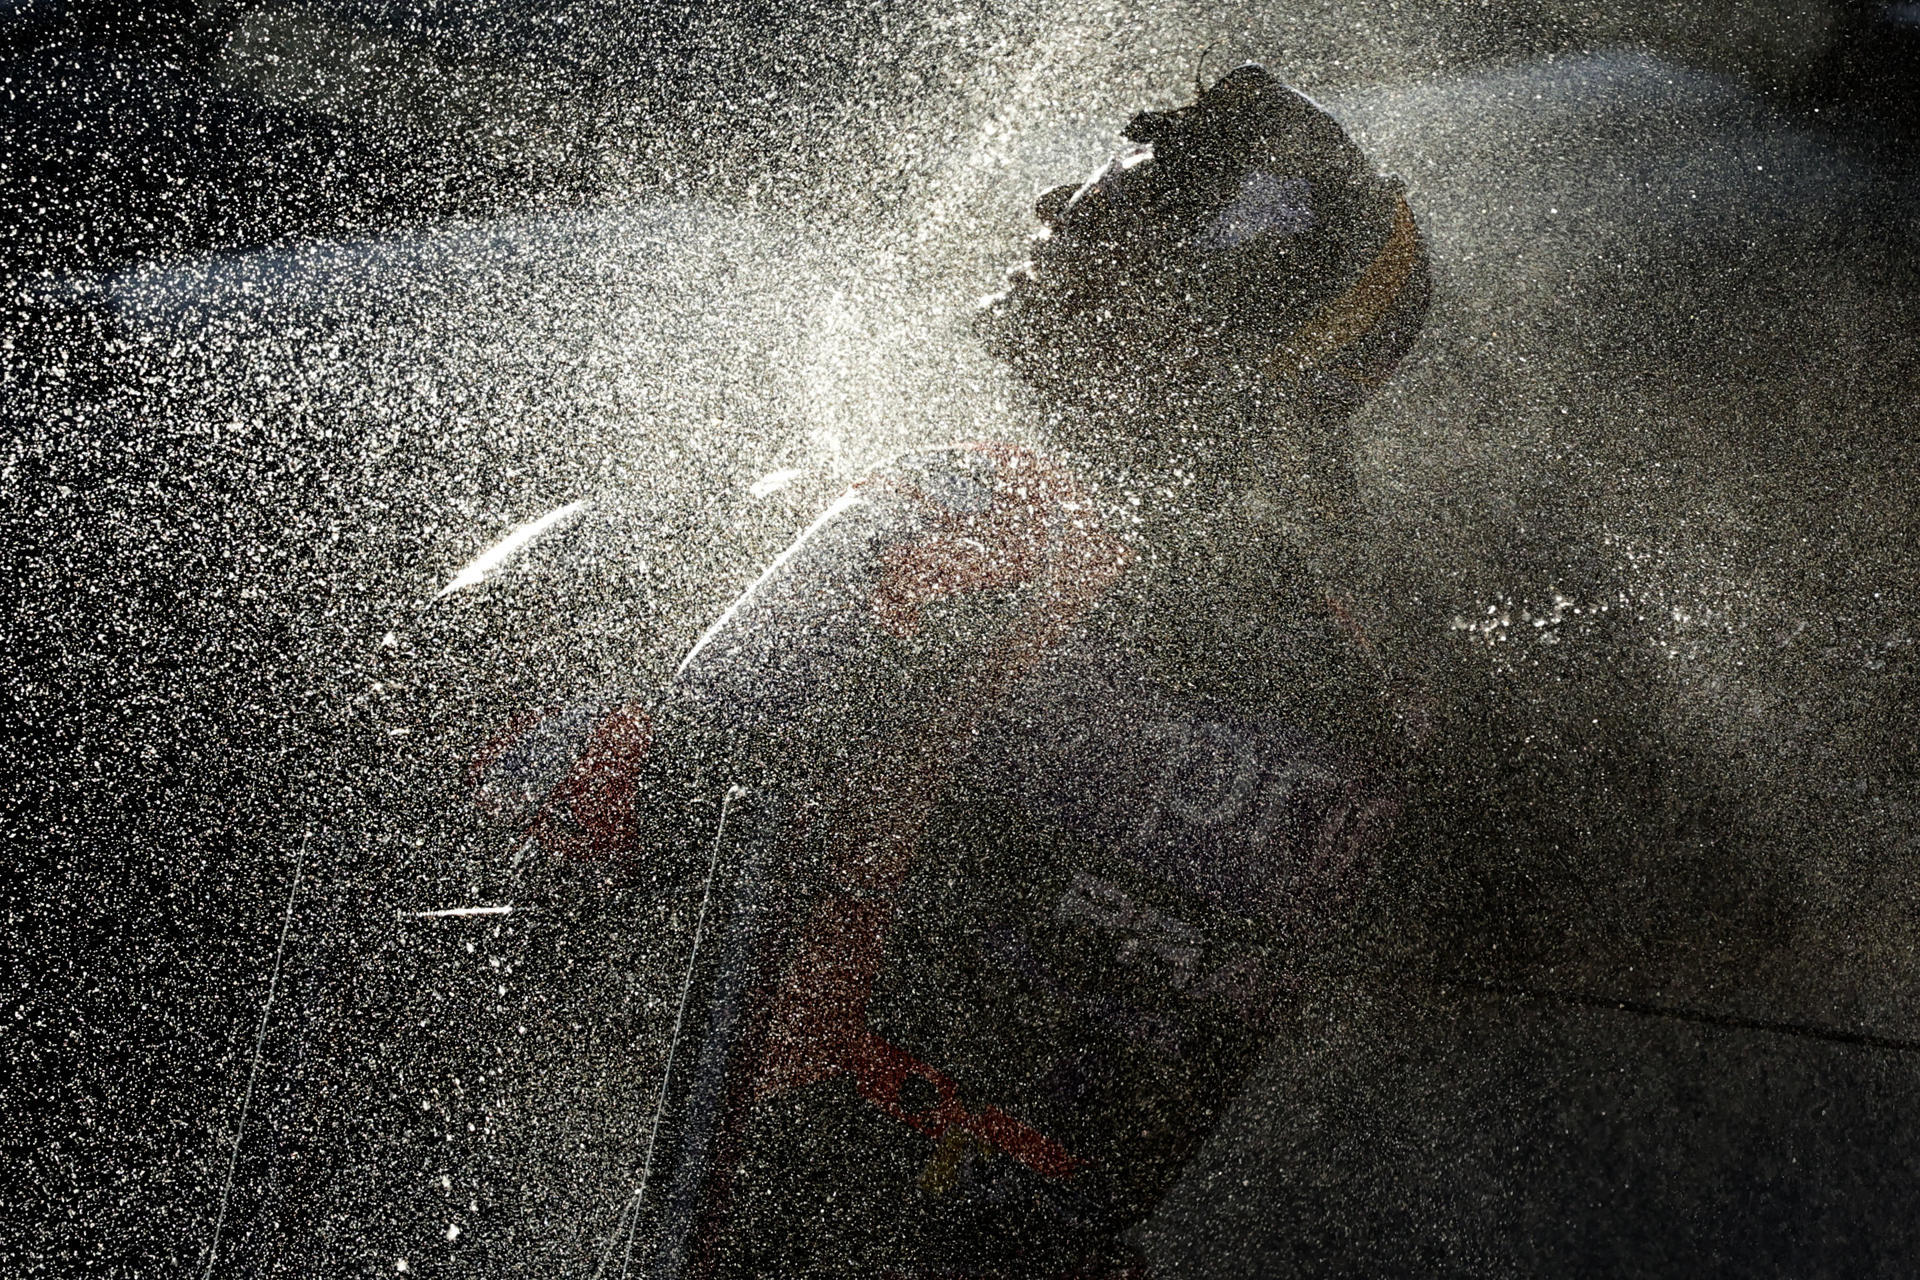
(976, 65, 1428, 427)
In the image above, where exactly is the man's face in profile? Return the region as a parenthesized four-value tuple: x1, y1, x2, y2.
(980, 144, 1220, 400)
(978, 66, 1397, 422)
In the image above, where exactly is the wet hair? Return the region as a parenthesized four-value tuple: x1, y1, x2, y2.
(978, 65, 1428, 425)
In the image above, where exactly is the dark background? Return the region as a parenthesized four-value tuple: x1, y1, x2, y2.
(6, 2, 1920, 1275)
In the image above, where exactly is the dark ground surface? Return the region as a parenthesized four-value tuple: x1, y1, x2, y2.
(6, 2, 1920, 1276)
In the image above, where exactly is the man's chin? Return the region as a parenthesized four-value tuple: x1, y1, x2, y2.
(969, 273, 1042, 362)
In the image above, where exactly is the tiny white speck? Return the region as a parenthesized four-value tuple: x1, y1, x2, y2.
(446, 1223, 461, 1242)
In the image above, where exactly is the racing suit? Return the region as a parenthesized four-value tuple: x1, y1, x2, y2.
(545, 438, 1418, 1278)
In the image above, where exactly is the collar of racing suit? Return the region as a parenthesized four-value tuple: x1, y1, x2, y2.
(1266, 191, 1425, 387)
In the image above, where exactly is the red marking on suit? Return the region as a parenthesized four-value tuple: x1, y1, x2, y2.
(757, 895, 1085, 1182)
(758, 444, 1130, 1181)
(468, 701, 653, 862)
(535, 703, 652, 860)
(870, 444, 1131, 671)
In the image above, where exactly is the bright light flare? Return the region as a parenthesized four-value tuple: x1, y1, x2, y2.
(436, 501, 589, 599)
